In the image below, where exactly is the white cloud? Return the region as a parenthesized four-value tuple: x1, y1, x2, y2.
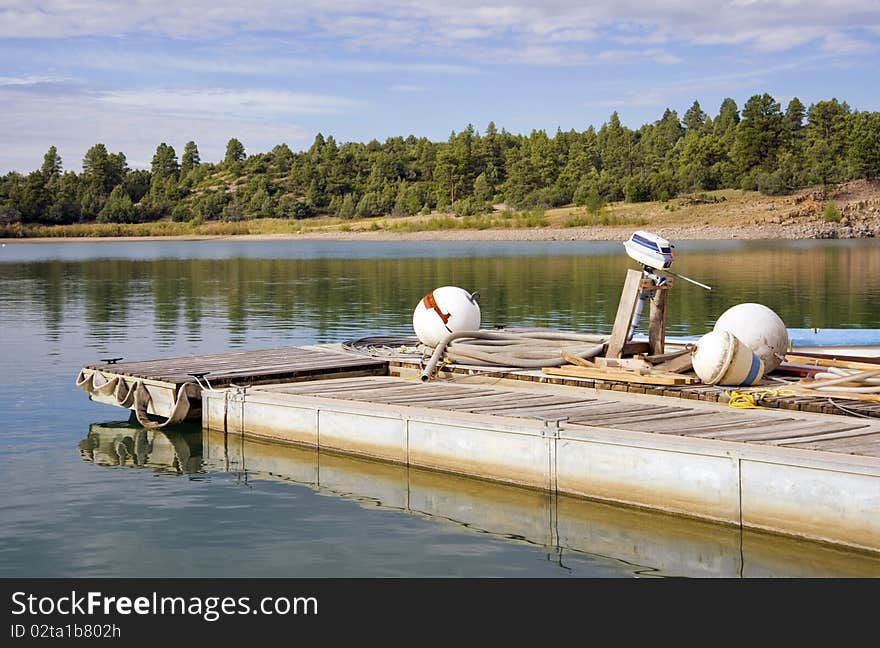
(0, 87, 313, 172)
(98, 88, 361, 119)
(64, 50, 477, 77)
(0, 74, 72, 86)
(1, 1, 876, 59)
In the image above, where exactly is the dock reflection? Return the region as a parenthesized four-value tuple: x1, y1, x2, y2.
(79, 421, 202, 473)
(79, 423, 880, 577)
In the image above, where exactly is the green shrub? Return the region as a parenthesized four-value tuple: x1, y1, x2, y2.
(823, 202, 841, 223)
(171, 204, 193, 222)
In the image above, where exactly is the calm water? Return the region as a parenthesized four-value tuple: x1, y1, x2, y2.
(1, 238, 879, 578)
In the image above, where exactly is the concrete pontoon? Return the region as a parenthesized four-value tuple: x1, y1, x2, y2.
(77, 344, 880, 554)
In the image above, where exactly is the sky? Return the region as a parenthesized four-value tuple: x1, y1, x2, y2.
(2, 1, 879, 172)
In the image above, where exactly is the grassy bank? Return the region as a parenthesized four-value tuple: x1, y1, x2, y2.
(2, 184, 877, 240)
(0, 208, 557, 238)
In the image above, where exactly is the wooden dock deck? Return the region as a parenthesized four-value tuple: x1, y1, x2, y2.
(251, 376, 880, 458)
(388, 359, 880, 419)
(76, 346, 388, 425)
(77, 341, 880, 424)
(82, 346, 388, 389)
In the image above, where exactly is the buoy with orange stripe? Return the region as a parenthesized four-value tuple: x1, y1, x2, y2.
(413, 286, 481, 347)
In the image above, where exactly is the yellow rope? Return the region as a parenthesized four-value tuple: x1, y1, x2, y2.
(725, 387, 797, 410)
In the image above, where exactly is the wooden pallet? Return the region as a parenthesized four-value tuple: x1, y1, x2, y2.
(83, 346, 388, 389)
(542, 364, 699, 386)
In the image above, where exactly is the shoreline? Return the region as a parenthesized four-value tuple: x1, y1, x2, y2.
(1, 222, 875, 244)
(5, 181, 878, 244)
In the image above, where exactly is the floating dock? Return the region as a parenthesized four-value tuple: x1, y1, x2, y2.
(79, 423, 880, 577)
(78, 344, 880, 553)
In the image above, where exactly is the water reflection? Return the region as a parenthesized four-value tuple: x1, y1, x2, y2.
(78, 423, 880, 578)
(79, 420, 202, 472)
(3, 241, 879, 351)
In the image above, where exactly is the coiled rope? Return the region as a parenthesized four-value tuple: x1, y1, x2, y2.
(420, 330, 608, 381)
(725, 387, 797, 410)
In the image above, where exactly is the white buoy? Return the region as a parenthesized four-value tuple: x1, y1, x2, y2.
(713, 303, 788, 372)
(412, 286, 480, 347)
(692, 330, 765, 386)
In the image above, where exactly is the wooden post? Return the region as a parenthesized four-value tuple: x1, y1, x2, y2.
(648, 278, 671, 356)
(607, 270, 672, 359)
(606, 269, 644, 358)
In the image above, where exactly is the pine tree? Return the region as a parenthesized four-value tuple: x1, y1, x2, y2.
(181, 141, 200, 177)
(225, 138, 246, 164)
(735, 93, 785, 174)
(714, 98, 740, 140)
(41, 146, 62, 181)
(82, 143, 111, 195)
(683, 101, 708, 133)
(847, 112, 880, 179)
(805, 99, 851, 185)
(786, 98, 806, 132)
(151, 143, 179, 180)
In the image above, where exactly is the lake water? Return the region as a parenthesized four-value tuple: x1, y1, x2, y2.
(1, 238, 879, 578)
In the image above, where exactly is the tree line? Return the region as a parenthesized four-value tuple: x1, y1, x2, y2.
(2, 92, 879, 227)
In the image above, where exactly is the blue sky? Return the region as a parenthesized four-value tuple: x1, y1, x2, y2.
(2, 1, 879, 172)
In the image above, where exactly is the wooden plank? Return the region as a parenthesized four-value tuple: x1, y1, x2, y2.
(790, 387, 880, 404)
(468, 395, 585, 413)
(643, 348, 690, 364)
(607, 409, 715, 430)
(615, 411, 735, 433)
(606, 269, 643, 358)
(484, 399, 612, 416)
(696, 421, 869, 442)
(265, 376, 392, 390)
(781, 433, 880, 456)
(785, 354, 880, 371)
(560, 351, 597, 368)
(624, 415, 793, 435)
(768, 427, 880, 445)
(572, 406, 693, 424)
(565, 403, 669, 422)
(371, 390, 505, 404)
(277, 381, 396, 396)
(594, 357, 653, 372)
(443, 395, 547, 410)
(652, 353, 694, 374)
(479, 400, 600, 417)
(543, 364, 699, 386)
(684, 420, 810, 439)
(621, 341, 651, 356)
